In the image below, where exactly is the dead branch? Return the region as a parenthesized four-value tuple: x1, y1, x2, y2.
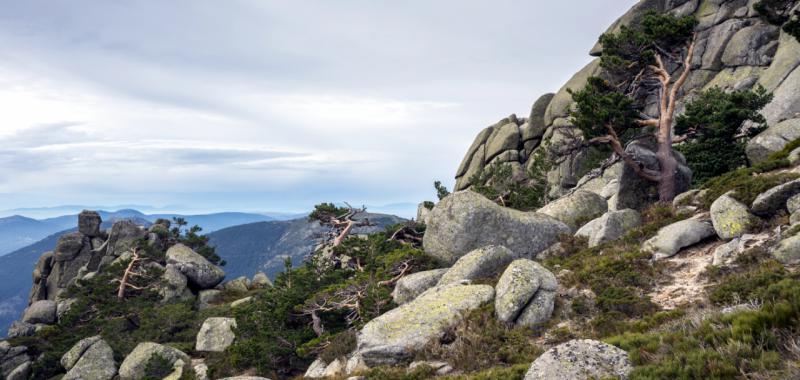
(117, 248, 143, 299)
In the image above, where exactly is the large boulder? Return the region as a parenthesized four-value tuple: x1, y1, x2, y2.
(166, 243, 225, 289)
(196, 317, 237, 352)
(615, 141, 691, 210)
(118, 342, 190, 380)
(575, 209, 642, 247)
(423, 191, 570, 264)
(537, 190, 608, 231)
(643, 219, 716, 260)
(0, 342, 31, 380)
(62, 337, 117, 380)
(392, 269, 447, 305)
(495, 259, 557, 327)
(437, 245, 515, 286)
(105, 220, 147, 258)
(54, 232, 85, 261)
(524, 339, 632, 380)
(773, 234, 800, 264)
(751, 179, 800, 216)
(22, 300, 56, 324)
(252, 272, 273, 288)
(356, 284, 494, 366)
(710, 192, 761, 239)
(485, 122, 520, 162)
(721, 24, 780, 67)
(160, 264, 193, 303)
(78, 210, 103, 237)
(747, 119, 800, 164)
(712, 234, 764, 266)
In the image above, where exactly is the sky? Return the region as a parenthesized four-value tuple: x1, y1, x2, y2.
(0, 0, 638, 216)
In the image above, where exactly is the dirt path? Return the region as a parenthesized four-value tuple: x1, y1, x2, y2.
(649, 241, 720, 310)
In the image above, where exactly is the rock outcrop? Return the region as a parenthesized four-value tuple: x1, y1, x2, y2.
(454, 0, 799, 202)
(537, 190, 607, 231)
(710, 192, 761, 239)
(643, 219, 716, 260)
(391, 269, 448, 305)
(356, 284, 494, 366)
(524, 339, 632, 380)
(423, 191, 569, 264)
(575, 209, 642, 247)
(437, 245, 515, 285)
(751, 179, 800, 216)
(166, 243, 226, 289)
(61, 336, 117, 380)
(118, 342, 190, 380)
(196, 317, 237, 352)
(495, 259, 557, 327)
(0, 342, 32, 380)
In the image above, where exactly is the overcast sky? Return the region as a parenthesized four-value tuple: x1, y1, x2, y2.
(0, 0, 637, 216)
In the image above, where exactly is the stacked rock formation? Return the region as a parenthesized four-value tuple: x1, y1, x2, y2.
(454, 0, 800, 202)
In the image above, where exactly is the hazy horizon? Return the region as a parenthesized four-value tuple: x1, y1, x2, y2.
(0, 1, 638, 212)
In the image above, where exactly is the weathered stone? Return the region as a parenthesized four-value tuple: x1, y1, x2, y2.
(160, 264, 193, 303)
(105, 220, 147, 258)
(761, 66, 800, 125)
(773, 234, 800, 264)
(78, 210, 102, 237)
(230, 296, 253, 308)
(166, 243, 225, 289)
(575, 209, 642, 247)
(6, 361, 31, 380)
(198, 289, 223, 309)
(695, 18, 749, 70)
(392, 269, 447, 305)
(62, 336, 102, 370)
(712, 234, 765, 266)
(118, 342, 190, 380)
(711, 192, 761, 239)
(495, 259, 557, 326)
(538, 190, 608, 231)
(747, 119, 800, 163)
(345, 354, 368, 375)
(252, 272, 272, 288)
(416, 202, 433, 225)
(54, 232, 85, 261)
(485, 122, 520, 163)
(63, 338, 117, 380)
(643, 219, 716, 260)
(751, 179, 800, 216)
(788, 194, 800, 214)
(438, 245, 515, 285)
(22, 300, 56, 324)
(423, 191, 570, 264)
(304, 358, 328, 378)
(789, 147, 800, 165)
(721, 24, 780, 67)
(218, 377, 272, 380)
(356, 284, 494, 366)
(224, 276, 251, 293)
(524, 339, 632, 380)
(6, 321, 36, 338)
(525, 93, 555, 141)
(615, 141, 692, 210)
(322, 358, 345, 377)
(408, 360, 453, 375)
(196, 317, 237, 352)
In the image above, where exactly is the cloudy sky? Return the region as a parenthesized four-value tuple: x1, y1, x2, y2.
(0, 0, 636, 216)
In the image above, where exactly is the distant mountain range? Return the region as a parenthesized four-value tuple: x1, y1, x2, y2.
(0, 209, 404, 337)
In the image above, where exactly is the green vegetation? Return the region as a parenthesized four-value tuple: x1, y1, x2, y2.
(598, 11, 696, 83)
(207, 227, 437, 379)
(172, 217, 225, 266)
(698, 137, 800, 208)
(308, 202, 350, 222)
(468, 153, 549, 212)
(143, 354, 176, 380)
(434, 181, 451, 200)
(542, 205, 686, 338)
(676, 86, 773, 185)
(422, 306, 542, 373)
(607, 243, 800, 379)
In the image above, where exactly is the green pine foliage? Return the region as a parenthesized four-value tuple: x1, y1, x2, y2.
(207, 228, 437, 379)
(308, 202, 349, 222)
(171, 217, 224, 265)
(569, 76, 640, 141)
(434, 181, 451, 200)
(675, 86, 773, 185)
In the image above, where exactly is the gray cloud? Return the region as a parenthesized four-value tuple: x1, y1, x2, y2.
(0, 0, 637, 212)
